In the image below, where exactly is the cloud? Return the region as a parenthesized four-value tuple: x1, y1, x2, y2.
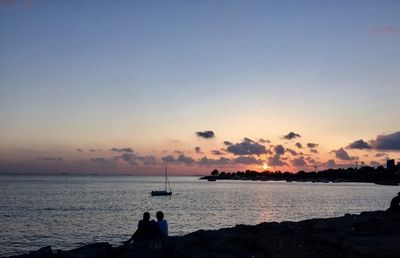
(283, 132, 301, 140)
(330, 148, 357, 161)
(161, 154, 195, 166)
(295, 143, 303, 149)
(197, 157, 232, 166)
(286, 148, 298, 156)
(346, 139, 372, 150)
(111, 147, 134, 153)
(161, 155, 176, 163)
(196, 130, 215, 139)
(326, 159, 336, 168)
(292, 157, 307, 167)
(233, 156, 263, 165)
(223, 141, 233, 146)
(177, 154, 195, 165)
(226, 138, 266, 155)
(370, 131, 400, 151)
(306, 143, 319, 148)
(267, 154, 287, 167)
(77, 148, 83, 152)
(37, 157, 63, 161)
(90, 149, 96, 152)
(90, 157, 110, 163)
(375, 153, 387, 157)
(117, 153, 157, 166)
(258, 138, 271, 144)
(310, 149, 319, 154)
(194, 147, 202, 154)
(274, 145, 285, 155)
(211, 150, 224, 155)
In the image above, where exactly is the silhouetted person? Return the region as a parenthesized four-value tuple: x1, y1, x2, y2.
(388, 192, 400, 212)
(156, 211, 168, 238)
(122, 212, 162, 245)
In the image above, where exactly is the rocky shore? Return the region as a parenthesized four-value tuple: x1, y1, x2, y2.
(5, 210, 400, 258)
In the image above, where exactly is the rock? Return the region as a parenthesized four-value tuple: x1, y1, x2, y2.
(5, 210, 400, 258)
(56, 243, 112, 258)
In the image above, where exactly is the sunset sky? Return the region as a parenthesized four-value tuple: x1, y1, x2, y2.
(1, 1, 400, 175)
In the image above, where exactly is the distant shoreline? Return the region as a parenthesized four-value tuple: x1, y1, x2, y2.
(201, 166, 400, 186)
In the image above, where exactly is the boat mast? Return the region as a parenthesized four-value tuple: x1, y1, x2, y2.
(165, 165, 167, 192)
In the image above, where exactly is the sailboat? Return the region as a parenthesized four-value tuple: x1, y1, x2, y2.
(151, 166, 172, 196)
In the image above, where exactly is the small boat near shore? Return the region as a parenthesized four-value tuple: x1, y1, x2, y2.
(151, 166, 172, 196)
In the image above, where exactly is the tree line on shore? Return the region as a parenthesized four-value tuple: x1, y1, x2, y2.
(202, 165, 400, 184)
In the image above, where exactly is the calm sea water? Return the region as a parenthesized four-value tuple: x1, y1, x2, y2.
(0, 175, 399, 256)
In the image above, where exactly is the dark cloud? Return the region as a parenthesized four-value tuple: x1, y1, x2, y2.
(37, 157, 63, 161)
(226, 138, 266, 156)
(177, 154, 195, 165)
(196, 130, 215, 139)
(234, 156, 263, 165)
(142, 156, 157, 166)
(223, 141, 233, 146)
(326, 159, 336, 168)
(267, 154, 287, 167)
(161, 155, 175, 163)
(90, 157, 110, 163)
(197, 157, 232, 166)
(310, 149, 319, 154)
(306, 143, 319, 148)
(370, 131, 400, 151)
(286, 148, 298, 156)
(306, 157, 316, 163)
(375, 153, 387, 157)
(117, 153, 157, 166)
(77, 148, 83, 152)
(258, 138, 271, 144)
(295, 143, 303, 149)
(211, 150, 224, 155)
(331, 148, 357, 161)
(274, 145, 285, 155)
(194, 147, 202, 154)
(292, 157, 307, 167)
(173, 150, 184, 155)
(90, 149, 96, 152)
(161, 154, 195, 166)
(111, 147, 134, 153)
(283, 132, 301, 140)
(346, 139, 372, 150)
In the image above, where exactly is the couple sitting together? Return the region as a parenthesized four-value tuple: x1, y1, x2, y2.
(122, 211, 168, 245)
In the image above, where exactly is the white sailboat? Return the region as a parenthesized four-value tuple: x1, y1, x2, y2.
(151, 166, 172, 196)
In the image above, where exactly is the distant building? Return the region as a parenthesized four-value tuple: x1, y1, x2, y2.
(387, 159, 395, 170)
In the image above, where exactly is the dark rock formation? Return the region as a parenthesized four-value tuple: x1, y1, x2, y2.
(5, 210, 400, 258)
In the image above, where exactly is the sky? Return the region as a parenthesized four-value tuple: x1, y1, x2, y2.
(1, 0, 400, 175)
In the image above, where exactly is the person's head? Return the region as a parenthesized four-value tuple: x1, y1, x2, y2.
(143, 212, 150, 221)
(156, 211, 164, 221)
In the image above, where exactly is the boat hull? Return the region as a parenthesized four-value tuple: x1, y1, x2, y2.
(151, 191, 172, 196)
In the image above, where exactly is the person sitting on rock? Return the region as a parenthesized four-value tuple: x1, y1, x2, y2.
(156, 211, 168, 238)
(122, 212, 162, 244)
(388, 192, 400, 212)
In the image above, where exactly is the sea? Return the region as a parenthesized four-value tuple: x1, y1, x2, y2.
(0, 175, 399, 256)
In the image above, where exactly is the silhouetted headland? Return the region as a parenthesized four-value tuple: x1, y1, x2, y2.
(201, 161, 400, 185)
(6, 209, 400, 258)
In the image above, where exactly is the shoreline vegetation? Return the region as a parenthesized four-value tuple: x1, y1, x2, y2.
(6, 210, 400, 258)
(200, 165, 400, 185)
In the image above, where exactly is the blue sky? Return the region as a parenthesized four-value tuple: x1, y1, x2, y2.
(1, 0, 399, 174)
